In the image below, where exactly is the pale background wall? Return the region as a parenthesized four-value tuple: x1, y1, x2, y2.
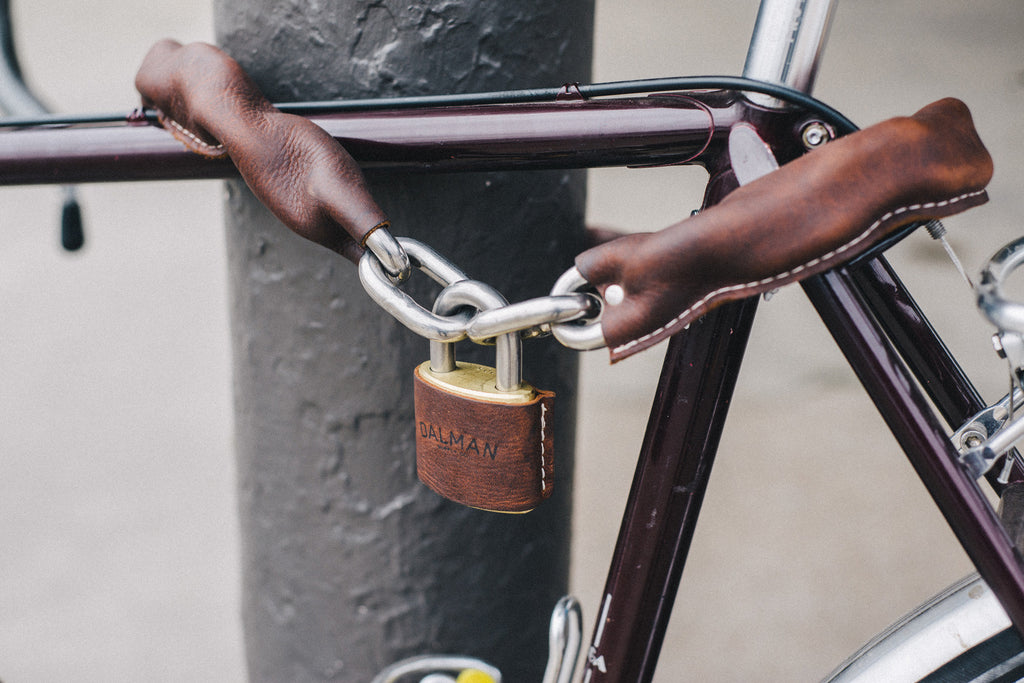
(0, 1, 1022, 680)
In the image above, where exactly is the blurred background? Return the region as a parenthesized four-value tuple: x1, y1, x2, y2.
(0, 0, 1021, 680)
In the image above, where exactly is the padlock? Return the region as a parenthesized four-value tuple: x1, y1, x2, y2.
(413, 281, 555, 513)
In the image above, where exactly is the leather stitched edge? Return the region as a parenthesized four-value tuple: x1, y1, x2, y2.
(610, 189, 987, 359)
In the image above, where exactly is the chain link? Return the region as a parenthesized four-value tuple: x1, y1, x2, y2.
(358, 237, 471, 341)
(357, 236, 605, 349)
(547, 266, 607, 350)
(363, 227, 412, 282)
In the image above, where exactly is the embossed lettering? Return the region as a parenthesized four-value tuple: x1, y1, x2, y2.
(417, 421, 498, 459)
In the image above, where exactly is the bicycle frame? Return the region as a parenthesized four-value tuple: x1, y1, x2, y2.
(2, 0, 1023, 680)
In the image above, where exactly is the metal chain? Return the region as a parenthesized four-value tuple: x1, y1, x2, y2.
(358, 235, 605, 349)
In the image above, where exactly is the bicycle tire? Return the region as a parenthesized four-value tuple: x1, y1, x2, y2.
(823, 573, 1024, 682)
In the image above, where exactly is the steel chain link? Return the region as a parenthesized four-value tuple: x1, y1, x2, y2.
(357, 235, 605, 349)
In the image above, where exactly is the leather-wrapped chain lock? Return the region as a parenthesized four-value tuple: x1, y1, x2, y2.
(413, 281, 555, 513)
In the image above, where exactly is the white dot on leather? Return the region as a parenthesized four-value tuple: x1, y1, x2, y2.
(605, 284, 625, 306)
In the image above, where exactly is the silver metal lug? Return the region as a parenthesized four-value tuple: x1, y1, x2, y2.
(953, 386, 1024, 478)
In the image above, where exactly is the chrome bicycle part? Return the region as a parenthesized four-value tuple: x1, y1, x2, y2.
(954, 386, 1022, 453)
(742, 0, 838, 106)
(960, 416, 1024, 481)
(954, 386, 1024, 479)
(429, 279, 521, 392)
(358, 237, 471, 342)
(978, 236, 1024, 336)
(952, 238, 1024, 477)
(823, 573, 1012, 682)
(548, 266, 606, 351)
(541, 596, 584, 683)
(370, 655, 501, 683)
(364, 226, 413, 282)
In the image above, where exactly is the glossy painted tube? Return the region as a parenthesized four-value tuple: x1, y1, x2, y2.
(0, 94, 743, 185)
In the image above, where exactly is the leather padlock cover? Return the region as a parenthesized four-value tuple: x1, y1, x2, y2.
(413, 363, 554, 513)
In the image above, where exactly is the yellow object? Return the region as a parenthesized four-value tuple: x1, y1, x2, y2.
(456, 670, 497, 683)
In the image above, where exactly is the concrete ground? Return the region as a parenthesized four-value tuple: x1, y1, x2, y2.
(0, 0, 1022, 680)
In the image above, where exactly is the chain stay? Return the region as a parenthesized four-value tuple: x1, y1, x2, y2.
(358, 236, 605, 348)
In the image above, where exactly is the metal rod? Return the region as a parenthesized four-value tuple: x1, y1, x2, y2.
(743, 0, 838, 106)
(987, 413, 1024, 460)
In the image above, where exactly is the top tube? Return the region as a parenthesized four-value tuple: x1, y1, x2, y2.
(743, 0, 838, 101)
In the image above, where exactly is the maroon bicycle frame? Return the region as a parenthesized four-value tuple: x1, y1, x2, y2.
(3, 90, 1023, 682)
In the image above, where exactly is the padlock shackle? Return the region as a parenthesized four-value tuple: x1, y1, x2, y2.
(430, 280, 523, 392)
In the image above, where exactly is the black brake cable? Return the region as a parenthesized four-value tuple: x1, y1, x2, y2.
(0, 75, 859, 136)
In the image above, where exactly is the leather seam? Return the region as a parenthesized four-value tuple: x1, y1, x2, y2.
(163, 116, 227, 156)
(540, 402, 548, 494)
(612, 189, 987, 356)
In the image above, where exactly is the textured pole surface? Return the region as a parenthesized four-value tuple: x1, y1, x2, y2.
(213, 3, 593, 681)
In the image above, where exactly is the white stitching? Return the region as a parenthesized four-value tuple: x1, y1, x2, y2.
(613, 190, 986, 356)
(164, 116, 226, 154)
(539, 402, 548, 493)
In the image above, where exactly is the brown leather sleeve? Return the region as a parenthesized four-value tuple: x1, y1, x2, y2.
(576, 97, 993, 362)
(135, 39, 388, 263)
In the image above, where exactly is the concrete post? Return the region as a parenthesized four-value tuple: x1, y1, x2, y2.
(212, 3, 594, 680)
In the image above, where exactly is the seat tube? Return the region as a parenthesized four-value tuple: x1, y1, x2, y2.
(743, 0, 838, 104)
(582, 297, 759, 683)
(581, 4, 839, 679)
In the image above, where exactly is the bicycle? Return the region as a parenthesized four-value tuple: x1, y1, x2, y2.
(2, 0, 1024, 679)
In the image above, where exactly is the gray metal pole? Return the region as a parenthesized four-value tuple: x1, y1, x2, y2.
(212, 3, 594, 681)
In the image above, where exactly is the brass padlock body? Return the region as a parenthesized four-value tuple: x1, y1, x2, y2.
(413, 360, 554, 513)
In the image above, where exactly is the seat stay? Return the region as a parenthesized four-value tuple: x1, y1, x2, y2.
(803, 266, 1024, 638)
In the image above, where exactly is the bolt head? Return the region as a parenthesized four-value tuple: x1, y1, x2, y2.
(801, 122, 831, 150)
(963, 432, 985, 449)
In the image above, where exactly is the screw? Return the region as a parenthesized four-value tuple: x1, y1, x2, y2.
(801, 121, 831, 150)
(962, 431, 985, 450)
